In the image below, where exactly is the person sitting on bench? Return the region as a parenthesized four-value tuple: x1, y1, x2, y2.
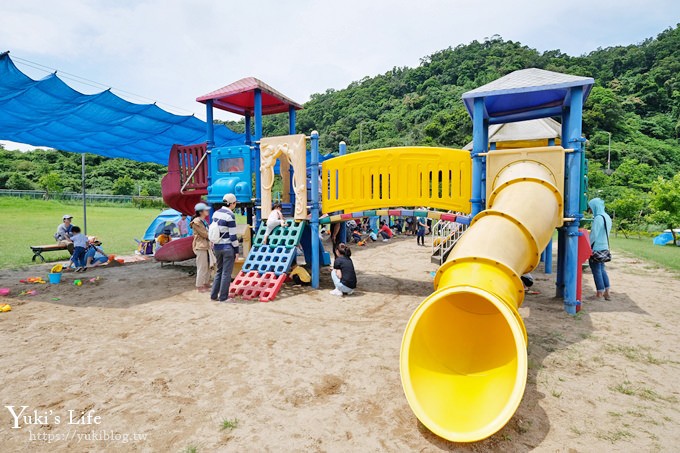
(54, 214, 75, 254)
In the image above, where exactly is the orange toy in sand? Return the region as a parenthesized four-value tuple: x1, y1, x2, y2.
(21, 277, 46, 284)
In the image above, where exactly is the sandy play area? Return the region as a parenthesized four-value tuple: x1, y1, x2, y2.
(1, 236, 679, 452)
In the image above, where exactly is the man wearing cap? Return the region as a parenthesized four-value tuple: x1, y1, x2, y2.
(54, 215, 75, 254)
(210, 193, 240, 302)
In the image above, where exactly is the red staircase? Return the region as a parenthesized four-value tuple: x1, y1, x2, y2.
(161, 143, 209, 215)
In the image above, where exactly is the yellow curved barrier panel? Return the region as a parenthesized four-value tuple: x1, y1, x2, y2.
(321, 147, 471, 214)
(401, 146, 565, 442)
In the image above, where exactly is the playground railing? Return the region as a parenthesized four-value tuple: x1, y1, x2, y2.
(431, 213, 468, 265)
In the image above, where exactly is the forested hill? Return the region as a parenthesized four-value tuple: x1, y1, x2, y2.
(246, 24, 680, 230)
(257, 24, 679, 179)
(2, 25, 679, 225)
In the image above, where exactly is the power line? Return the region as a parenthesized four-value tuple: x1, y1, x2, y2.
(10, 54, 197, 116)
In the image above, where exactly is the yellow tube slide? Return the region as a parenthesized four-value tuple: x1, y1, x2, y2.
(400, 159, 563, 442)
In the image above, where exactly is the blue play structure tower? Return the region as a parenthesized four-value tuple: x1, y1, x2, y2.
(193, 78, 328, 290)
(462, 68, 594, 314)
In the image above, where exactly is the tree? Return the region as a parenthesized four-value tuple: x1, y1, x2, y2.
(610, 158, 656, 191)
(608, 188, 647, 236)
(648, 174, 680, 243)
(6, 174, 34, 190)
(38, 171, 63, 199)
(112, 175, 136, 195)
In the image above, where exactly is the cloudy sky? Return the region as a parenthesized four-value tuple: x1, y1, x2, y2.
(1, 0, 678, 124)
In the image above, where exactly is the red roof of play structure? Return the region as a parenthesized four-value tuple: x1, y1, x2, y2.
(196, 77, 302, 116)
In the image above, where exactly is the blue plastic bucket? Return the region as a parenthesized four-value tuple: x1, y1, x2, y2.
(48, 272, 62, 284)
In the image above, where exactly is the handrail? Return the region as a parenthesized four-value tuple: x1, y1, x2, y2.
(180, 150, 209, 194)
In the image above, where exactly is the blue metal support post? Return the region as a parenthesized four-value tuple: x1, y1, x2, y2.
(544, 238, 553, 274)
(563, 87, 584, 314)
(339, 141, 347, 155)
(471, 97, 488, 216)
(310, 131, 321, 288)
(205, 100, 215, 190)
(206, 100, 215, 149)
(556, 105, 571, 297)
(244, 114, 251, 145)
(254, 89, 263, 223)
(288, 105, 296, 135)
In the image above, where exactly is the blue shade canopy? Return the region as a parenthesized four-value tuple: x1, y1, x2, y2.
(462, 68, 594, 124)
(0, 53, 244, 164)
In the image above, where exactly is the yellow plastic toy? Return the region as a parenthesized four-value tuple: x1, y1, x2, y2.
(50, 264, 63, 273)
(400, 147, 565, 442)
(0, 304, 11, 312)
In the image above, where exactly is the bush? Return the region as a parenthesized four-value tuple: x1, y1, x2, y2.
(132, 197, 166, 210)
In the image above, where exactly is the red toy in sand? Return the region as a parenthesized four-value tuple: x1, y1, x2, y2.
(153, 236, 196, 262)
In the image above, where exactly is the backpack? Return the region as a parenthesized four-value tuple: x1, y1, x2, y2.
(208, 220, 224, 243)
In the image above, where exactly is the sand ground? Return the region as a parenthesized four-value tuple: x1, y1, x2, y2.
(0, 236, 679, 452)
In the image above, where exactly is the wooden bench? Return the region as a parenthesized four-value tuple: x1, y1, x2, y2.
(30, 244, 70, 263)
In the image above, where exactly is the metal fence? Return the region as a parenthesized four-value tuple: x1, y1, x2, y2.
(0, 189, 163, 204)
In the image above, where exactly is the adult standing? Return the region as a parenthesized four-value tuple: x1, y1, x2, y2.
(191, 202, 212, 293)
(588, 198, 613, 300)
(54, 214, 75, 254)
(210, 193, 240, 302)
(416, 217, 427, 246)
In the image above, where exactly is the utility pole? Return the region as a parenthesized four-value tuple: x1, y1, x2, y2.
(605, 131, 613, 175)
(81, 153, 87, 234)
(359, 122, 363, 151)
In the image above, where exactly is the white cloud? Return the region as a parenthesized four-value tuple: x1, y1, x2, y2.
(1, 0, 678, 126)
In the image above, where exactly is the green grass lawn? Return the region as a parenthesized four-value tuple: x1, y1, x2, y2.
(610, 236, 680, 273)
(0, 198, 165, 268)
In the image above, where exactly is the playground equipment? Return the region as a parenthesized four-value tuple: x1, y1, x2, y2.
(399, 69, 594, 442)
(402, 146, 565, 441)
(161, 68, 595, 442)
(430, 216, 468, 265)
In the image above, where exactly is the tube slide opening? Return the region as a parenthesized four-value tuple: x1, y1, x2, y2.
(400, 286, 527, 442)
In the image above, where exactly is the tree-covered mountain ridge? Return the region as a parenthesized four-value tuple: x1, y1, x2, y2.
(2, 25, 679, 230)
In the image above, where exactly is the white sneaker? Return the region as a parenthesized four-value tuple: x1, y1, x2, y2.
(329, 289, 343, 297)
(345, 289, 354, 295)
(382, 239, 388, 242)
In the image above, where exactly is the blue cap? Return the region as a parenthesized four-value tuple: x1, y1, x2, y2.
(194, 202, 210, 212)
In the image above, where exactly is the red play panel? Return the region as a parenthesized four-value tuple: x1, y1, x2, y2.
(229, 271, 287, 302)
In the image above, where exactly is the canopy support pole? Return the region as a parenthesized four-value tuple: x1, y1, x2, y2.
(81, 153, 87, 235)
(254, 89, 263, 224)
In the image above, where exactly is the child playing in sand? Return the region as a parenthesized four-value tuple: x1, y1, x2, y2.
(70, 226, 88, 272)
(85, 236, 108, 267)
(156, 228, 171, 249)
(289, 262, 311, 286)
(351, 227, 362, 243)
(378, 221, 393, 242)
